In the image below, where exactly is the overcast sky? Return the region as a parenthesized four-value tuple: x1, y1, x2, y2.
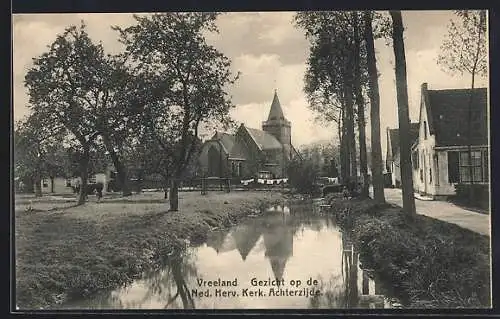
(12, 11, 489, 156)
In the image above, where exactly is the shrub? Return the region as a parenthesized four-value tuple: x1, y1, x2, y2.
(453, 184, 489, 210)
(286, 159, 320, 195)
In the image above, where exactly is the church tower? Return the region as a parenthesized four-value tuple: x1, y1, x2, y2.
(262, 90, 292, 159)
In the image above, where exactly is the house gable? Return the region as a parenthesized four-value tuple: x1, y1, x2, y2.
(419, 83, 488, 147)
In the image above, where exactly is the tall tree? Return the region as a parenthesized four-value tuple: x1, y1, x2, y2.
(25, 22, 117, 205)
(115, 13, 239, 211)
(364, 11, 386, 204)
(437, 10, 487, 200)
(390, 11, 416, 216)
(352, 11, 369, 197)
(295, 12, 361, 185)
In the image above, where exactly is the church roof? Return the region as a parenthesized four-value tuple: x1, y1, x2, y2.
(212, 132, 235, 154)
(268, 90, 286, 121)
(245, 127, 283, 150)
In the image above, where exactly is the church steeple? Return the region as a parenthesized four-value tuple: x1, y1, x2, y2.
(268, 89, 285, 121)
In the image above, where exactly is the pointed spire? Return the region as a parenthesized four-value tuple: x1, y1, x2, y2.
(268, 90, 285, 121)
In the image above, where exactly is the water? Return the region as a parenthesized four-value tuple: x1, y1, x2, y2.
(59, 201, 400, 309)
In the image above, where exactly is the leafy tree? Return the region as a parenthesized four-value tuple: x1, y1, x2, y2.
(287, 158, 320, 195)
(295, 12, 376, 196)
(114, 13, 239, 211)
(25, 23, 108, 204)
(24, 21, 145, 203)
(14, 112, 66, 196)
(437, 10, 487, 201)
(295, 12, 358, 185)
(390, 11, 416, 216)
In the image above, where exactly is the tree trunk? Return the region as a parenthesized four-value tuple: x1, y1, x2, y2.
(77, 148, 90, 206)
(353, 12, 369, 198)
(137, 170, 144, 194)
(467, 75, 475, 204)
(390, 11, 416, 216)
(50, 176, 55, 193)
(466, 11, 484, 204)
(102, 135, 132, 197)
(34, 172, 42, 197)
(340, 107, 348, 184)
(364, 10, 386, 204)
(345, 83, 357, 184)
(169, 178, 180, 211)
(163, 178, 169, 199)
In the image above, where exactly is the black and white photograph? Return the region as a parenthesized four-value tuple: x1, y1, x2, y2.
(12, 10, 491, 310)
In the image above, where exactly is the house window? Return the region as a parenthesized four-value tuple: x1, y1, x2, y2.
(459, 151, 482, 183)
(42, 178, 48, 188)
(424, 121, 428, 139)
(451, 150, 488, 183)
(429, 168, 432, 184)
(483, 150, 489, 183)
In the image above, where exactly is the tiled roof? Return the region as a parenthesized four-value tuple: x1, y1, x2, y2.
(245, 127, 283, 150)
(426, 88, 488, 146)
(212, 132, 235, 154)
(228, 140, 247, 159)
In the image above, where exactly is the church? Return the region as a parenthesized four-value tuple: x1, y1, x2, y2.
(198, 90, 301, 180)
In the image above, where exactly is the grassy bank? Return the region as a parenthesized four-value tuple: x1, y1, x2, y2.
(325, 196, 491, 308)
(15, 191, 285, 309)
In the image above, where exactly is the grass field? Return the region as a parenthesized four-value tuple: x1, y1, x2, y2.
(15, 190, 285, 309)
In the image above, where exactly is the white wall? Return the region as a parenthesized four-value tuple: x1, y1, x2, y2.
(413, 95, 437, 195)
(41, 177, 73, 194)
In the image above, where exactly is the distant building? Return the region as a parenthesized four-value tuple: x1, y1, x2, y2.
(385, 123, 420, 188)
(198, 90, 301, 179)
(411, 83, 488, 198)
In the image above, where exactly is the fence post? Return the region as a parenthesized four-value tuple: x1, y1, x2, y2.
(201, 177, 207, 195)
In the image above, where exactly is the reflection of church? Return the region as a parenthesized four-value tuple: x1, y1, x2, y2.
(205, 206, 297, 280)
(262, 209, 294, 280)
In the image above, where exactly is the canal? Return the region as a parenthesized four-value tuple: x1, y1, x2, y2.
(59, 200, 403, 309)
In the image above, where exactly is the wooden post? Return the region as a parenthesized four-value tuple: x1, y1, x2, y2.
(201, 177, 207, 195)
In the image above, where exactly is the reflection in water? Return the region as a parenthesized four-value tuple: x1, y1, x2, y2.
(59, 202, 395, 309)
